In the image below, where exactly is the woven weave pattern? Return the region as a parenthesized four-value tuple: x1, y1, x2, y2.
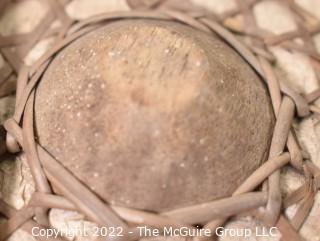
(0, 0, 320, 241)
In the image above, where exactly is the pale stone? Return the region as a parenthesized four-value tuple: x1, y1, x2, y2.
(49, 209, 99, 241)
(254, 0, 297, 35)
(0, 155, 34, 209)
(270, 46, 319, 94)
(191, 0, 237, 15)
(7, 229, 35, 241)
(280, 166, 304, 197)
(297, 117, 320, 167)
(0, 95, 15, 123)
(66, 0, 130, 20)
(0, 0, 48, 36)
(313, 33, 320, 54)
(295, 0, 320, 19)
(24, 37, 55, 66)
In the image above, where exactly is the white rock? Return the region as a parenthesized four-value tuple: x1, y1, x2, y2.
(270, 46, 318, 94)
(254, 0, 297, 34)
(24, 37, 55, 66)
(295, 0, 320, 19)
(66, 0, 129, 20)
(0, 0, 48, 36)
(0, 154, 34, 209)
(49, 209, 100, 241)
(313, 33, 320, 54)
(7, 229, 36, 241)
(191, 0, 237, 15)
(297, 117, 320, 167)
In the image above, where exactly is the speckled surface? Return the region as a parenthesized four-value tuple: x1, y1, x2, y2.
(34, 19, 273, 212)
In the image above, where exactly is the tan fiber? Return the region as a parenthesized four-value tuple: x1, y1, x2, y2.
(0, 1, 320, 241)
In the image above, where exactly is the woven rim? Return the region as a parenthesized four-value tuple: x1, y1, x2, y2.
(0, 0, 320, 241)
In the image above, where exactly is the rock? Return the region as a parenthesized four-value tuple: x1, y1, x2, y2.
(295, 0, 320, 20)
(0, 154, 34, 209)
(0, 0, 48, 36)
(0, 95, 15, 124)
(270, 47, 318, 95)
(254, 0, 297, 35)
(66, 0, 129, 20)
(191, 0, 237, 14)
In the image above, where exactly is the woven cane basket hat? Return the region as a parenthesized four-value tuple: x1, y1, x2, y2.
(1, 0, 320, 241)
(34, 17, 274, 212)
